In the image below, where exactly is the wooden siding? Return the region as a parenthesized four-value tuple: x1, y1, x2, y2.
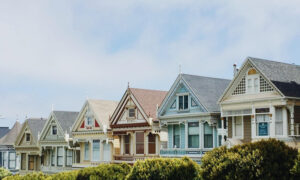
(242, 116, 251, 143)
(228, 117, 232, 138)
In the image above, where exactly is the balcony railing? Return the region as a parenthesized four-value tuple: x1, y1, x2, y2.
(113, 154, 159, 162)
(160, 149, 206, 156)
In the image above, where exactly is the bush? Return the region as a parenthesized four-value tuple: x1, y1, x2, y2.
(76, 163, 131, 180)
(3, 172, 49, 180)
(291, 150, 300, 179)
(126, 157, 201, 180)
(48, 170, 78, 180)
(201, 139, 298, 180)
(0, 168, 11, 180)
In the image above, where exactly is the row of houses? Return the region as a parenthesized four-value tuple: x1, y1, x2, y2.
(0, 57, 300, 174)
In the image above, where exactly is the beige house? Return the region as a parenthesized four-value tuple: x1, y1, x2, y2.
(110, 88, 167, 164)
(219, 57, 300, 148)
(14, 118, 47, 174)
(71, 99, 118, 168)
(39, 111, 79, 174)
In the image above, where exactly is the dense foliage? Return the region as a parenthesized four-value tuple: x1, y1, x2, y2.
(127, 157, 201, 180)
(0, 168, 12, 180)
(3, 139, 300, 180)
(201, 139, 298, 180)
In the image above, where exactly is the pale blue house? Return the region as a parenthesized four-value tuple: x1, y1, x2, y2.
(158, 74, 230, 162)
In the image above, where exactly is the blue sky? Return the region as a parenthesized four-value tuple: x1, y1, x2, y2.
(1, 0, 300, 127)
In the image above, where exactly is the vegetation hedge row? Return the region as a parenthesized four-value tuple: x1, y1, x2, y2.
(2, 139, 300, 180)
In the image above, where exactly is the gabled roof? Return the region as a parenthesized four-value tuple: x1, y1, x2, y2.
(249, 57, 300, 98)
(129, 88, 168, 120)
(181, 74, 231, 112)
(0, 122, 22, 145)
(52, 111, 79, 134)
(27, 118, 47, 140)
(0, 127, 10, 139)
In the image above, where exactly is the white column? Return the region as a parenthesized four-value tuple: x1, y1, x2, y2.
(185, 121, 188, 149)
(289, 105, 295, 136)
(283, 107, 288, 137)
(270, 106, 275, 137)
(213, 126, 216, 148)
(221, 118, 225, 145)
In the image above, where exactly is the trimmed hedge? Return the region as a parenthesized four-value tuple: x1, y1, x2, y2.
(291, 150, 300, 179)
(201, 139, 298, 180)
(127, 157, 201, 180)
(0, 168, 12, 180)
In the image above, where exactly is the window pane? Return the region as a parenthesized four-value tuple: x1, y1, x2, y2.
(218, 135, 222, 146)
(275, 108, 283, 135)
(179, 96, 183, 110)
(204, 123, 213, 148)
(57, 147, 63, 166)
(188, 135, 199, 148)
(136, 132, 144, 154)
(258, 122, 269, 136)
(184, 95, 188, 109)
(124, 135, 130, 154)
(9, 152, 16, 169)
(173, 125, 180, 148)
(235, 117, 243, 137)
(148, 134, 156, 154)
(92, 140, 100, 161)
(188, 122, 199, 148)
(66, 150, 72, 166)
(129, 109, 135, 117)
(84, 142, 89, 160)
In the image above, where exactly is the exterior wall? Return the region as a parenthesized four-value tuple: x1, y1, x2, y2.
(242, 116, 251, 143)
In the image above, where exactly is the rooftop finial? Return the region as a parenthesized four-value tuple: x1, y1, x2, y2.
(51, 104, 54, 111)
(179, 64, 182, 74)
(128, 82, 130, 89)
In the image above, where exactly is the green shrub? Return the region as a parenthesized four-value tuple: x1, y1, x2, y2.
(4, 172, 49, 180)
(48, 170, 78, 180)
(201, 139, 298, 180)
(291, 150, 300, 179)
(76, 163, 131, 180)
(0, 168, 12, 180)
(126, 157, 201, 180)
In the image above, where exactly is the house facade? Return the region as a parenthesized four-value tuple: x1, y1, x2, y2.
(14, 118, 47, 174)
(71, 99, 118, 168)
(0, 122, 22, 173)
(219, 57, 300, 148)
(158, 74, 231, 162)
(110, 88, 167, 164)
(39, 111, 79, 174)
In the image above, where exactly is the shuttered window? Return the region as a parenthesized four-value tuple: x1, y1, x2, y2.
(136, 132, 144, 154)
(148, 133, 156, 154)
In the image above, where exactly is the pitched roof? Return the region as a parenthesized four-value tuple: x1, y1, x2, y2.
(27, 118, 47, 140)
(182, 74, 231, 112)
(129, 88, 168, 120)
(53, 111, 79, 134)
(0, 127, 9, 139)
(88, 99, 119, 128)
(0, 122, 22, 145)
(249, 57, 300, 97)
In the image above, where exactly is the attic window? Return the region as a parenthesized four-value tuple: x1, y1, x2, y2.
(232, 76, 246, 95)
(178, 95, 189, 110)
(129, 108, 135, 118)
(170, 100, 176, 109)
(86, 117, 93, 126)
(26, 133, 30, 142)
(52, 126, 57, 135)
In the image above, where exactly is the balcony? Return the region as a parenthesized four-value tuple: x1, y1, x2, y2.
(160, 149, 206, 157)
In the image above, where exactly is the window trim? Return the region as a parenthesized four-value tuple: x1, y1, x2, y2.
(232, 116, 244, 139)
(135, 131, 144, 154)
(128, 108, 136, 118)
(177, 93, 189, 111)
(52, 125, 57, 135)
(25, 133, 30, 142)
(84, 142, 90, 161)
(92, 140, 100, 162)
(8, 152, 16, 169)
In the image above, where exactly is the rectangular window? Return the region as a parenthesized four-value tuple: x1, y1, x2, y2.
(173, 125, 180, 148)
(51, 149, 55, 166)
(218, 135, 222, 146)
(84, 142, 89, 160)
(52, 126, 57, 135)
(188, 122, 199, 148)
(28, 156, 34, 170)
(217, 119, 222, 129)
(235, 116, 243, 137)
(124, 135, 130, 154)
(256, 114, 269, 136)
(0, 152, 2, 167)
(178, 95, 189, 110)
(224, 119, 227, 129)
(204, 123, 213, 148)
(254, 77, 259, 93)
(3, 152, 7, 168)
(8, 152, 16, 169)
(66, 150, 72, 166)
(92, 140, 100, 161)
(21, 153, 26, 170)
(136, 132, 144, 154)
(57, 147, 63, 166)
(129, 108, 135, 118)
(26, 133, 30, 142)
(148, 133, 156, 154)
(247, 78, 252, 93)
(275, 108, 283, 136)
(86, 117, 93, 126)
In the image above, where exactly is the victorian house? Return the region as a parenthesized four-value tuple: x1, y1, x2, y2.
(219, 57, 300, 148)
(39, 111, 79, 174)
(14, 118, 47, 174)
(110, 87, 167, 164)
(71, 99, 118, 168)
(158, 74, 230, 163)
(0, 121, 22, 173)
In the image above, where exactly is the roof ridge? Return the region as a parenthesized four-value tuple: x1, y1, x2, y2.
(249, 56, 300, 67)
(129, 87, 168, 92)
(181, 73, 231, 81)
(53, 110, 79, 113)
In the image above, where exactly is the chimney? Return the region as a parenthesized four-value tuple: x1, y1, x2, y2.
(233, 64, 238, 77)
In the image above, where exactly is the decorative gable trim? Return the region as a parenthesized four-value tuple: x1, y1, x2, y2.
(15, 121, 36, 147)
(95, 120, 100, 127)
(39, 112, 65, 142)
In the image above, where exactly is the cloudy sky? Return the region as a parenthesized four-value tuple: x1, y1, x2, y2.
(1, 0, 300, 127)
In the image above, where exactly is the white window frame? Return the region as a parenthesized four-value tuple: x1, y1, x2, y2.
(8, 152, 16, 169)
(52, 125, 57, 135)
(275, 107, 284, 137)
(56, 147, 64, 167)
(232, 116, 244, 139)
(84, 142, 89, 160)
(255, 114, 270, 138)
(85, 116, 93, 127)
(246, 74, 260, 94)
(177, 93, 189, 111)
(92, 140, 100, 162)
(135, 131, 145, 154)
(128, 108, 136, 118)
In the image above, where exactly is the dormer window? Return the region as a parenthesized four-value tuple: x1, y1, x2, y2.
(178, 94, 189, 110)
(86, 117, 93, 126)
(52, 126, 57, 135)
(128, 108, 135, 118)
(26, 133, 30, 142)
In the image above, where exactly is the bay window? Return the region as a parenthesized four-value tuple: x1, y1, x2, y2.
(136, 132, 144, 154)
(92, 140, 100, 161)
(188, 122, 199, 148)
(173, 125, 180, 148)
(204, 123, 213, 148)
(8, 152, 16, 169)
